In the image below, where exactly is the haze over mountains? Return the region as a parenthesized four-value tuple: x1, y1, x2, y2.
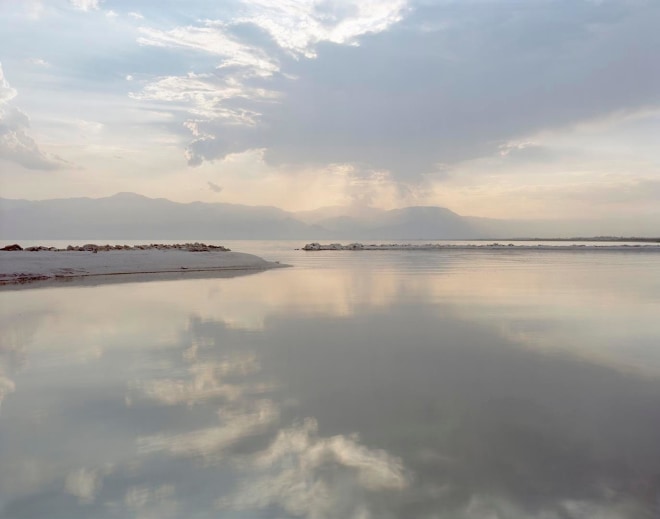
(0, 193, 656, 240)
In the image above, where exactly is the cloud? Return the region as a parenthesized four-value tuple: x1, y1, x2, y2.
(130, 72, 279, 122)
(137, 24, 279, 78)
(498, 140, 539, 157)
(0, 64, 17, 104)
(132, 0, 409, 168)
(523, 177, 660, 207)
(128, 11, 144, 20)
(254, 0, 660, 176)
(234, 0, 408, 58)
(27, 58, 50, 68)
(0, 106, 66, 170)
(69, 0, 102, 12)
(0, 64, 66, 170)
(131, 0, 660, 180)
(133, 22, 283, 164)
(207, 181, 223, 193)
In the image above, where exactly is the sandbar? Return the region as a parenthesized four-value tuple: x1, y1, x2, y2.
(1, 244, 286, 288)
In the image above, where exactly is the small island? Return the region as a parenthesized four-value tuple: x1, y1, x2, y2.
(0, 243, 285, 286)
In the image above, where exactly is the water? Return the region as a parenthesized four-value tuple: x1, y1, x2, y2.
(1, 243, 660, 518)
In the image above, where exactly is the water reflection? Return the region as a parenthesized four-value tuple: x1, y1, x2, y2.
(1, 252, 660, 518)
(220, 418, 410, 519)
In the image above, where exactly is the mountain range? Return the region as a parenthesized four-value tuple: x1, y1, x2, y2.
(0, 192, 656, 240)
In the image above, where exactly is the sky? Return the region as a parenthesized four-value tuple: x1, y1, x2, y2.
(0, 0, 659, 222)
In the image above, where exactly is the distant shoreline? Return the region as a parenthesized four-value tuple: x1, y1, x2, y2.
(300, 242, 660, 251)
(469, 237, 660, 243)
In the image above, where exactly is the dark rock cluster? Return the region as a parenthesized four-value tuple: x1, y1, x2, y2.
(1, 243, 231, 252)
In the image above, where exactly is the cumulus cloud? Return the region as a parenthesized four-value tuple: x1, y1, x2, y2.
(0, 64, 66, 170)
(234, 0, 408, 58)
(69, 0, 102, 12)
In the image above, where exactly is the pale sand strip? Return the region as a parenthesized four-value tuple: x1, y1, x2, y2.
(1, 248, 286, 287)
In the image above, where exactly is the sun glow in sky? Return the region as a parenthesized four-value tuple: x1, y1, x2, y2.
(0, 0, 659, 222)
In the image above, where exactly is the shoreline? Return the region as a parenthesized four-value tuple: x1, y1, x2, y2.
(300, 242, 660, 251)
(1, 243, 287, 288)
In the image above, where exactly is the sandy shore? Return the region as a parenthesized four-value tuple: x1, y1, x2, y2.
(1, 246, 285, 287)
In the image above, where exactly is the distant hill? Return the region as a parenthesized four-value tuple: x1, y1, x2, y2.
(307, 206, 482, 239)
(0, 193, 484, 240)
(0, 193, 327, 240)
(1, 193, 657, 240)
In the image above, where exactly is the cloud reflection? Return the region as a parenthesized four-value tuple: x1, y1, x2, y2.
(123, 484, 179, 519)
(220, 418, 409, 519)
(64, 467, 102, 505)
(135, 314, 412, 519)
(131, 353, 263, 407)
(138, 399, 279, 460)
(0, 375, 15, 410)
(432, 494, 649, 519)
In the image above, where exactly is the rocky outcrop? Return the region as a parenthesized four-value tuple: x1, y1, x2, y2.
(1, 243, 232, 252)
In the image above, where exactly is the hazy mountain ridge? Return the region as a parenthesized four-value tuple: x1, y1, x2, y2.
(312, 206, 482, 239)
(0, 193, 327, 240)
(1, 193, 657, 240)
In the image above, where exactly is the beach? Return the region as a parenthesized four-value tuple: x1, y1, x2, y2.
(0, 244, 285, 286)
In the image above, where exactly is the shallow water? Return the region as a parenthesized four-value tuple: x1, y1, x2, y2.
(1, 245, 660, 518)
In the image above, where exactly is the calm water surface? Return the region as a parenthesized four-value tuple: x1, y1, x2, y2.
(1, 244, 660, 518)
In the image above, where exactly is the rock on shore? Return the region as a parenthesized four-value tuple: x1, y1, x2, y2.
(1, 242, 230, 252)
